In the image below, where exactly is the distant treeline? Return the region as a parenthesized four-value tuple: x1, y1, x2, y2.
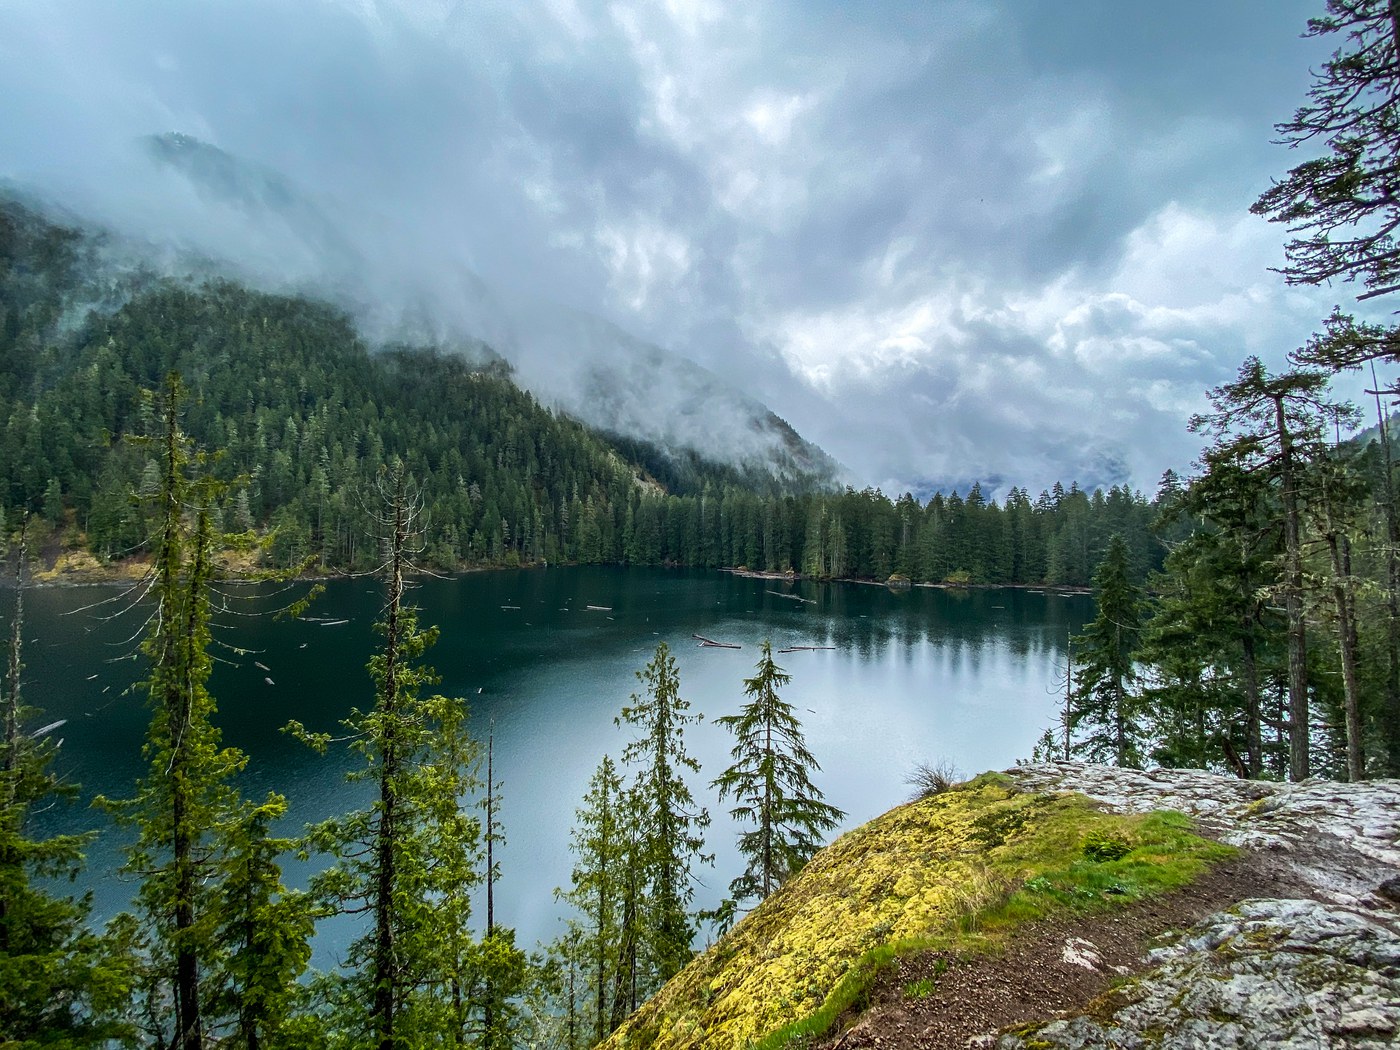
(0, 199, 1158, 588)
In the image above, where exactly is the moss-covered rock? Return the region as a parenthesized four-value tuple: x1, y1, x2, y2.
(604, 775, 1229, 1050)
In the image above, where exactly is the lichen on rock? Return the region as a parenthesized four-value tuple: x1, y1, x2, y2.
(995, 898, 1400, 1050)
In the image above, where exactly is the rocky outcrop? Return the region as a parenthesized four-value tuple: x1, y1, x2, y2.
(1006, 763, 1400, 907)
(995, 898, 1400, 1049)
(996, 765, 1400, 1050)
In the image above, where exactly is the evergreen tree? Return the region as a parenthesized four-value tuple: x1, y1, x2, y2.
(292, 466, 521, 1049)
(1189, 357, 1355, 780)
(95, 376, 278, 1050)
(1141, 458, 1284, 777)
(210, 796, 315, 1050)
(1068, 535, 1145, 767)
(711, 641, 843, 914)
(1253, 0, 1400, 301)
(616, 642, 709, 989)
(0, 518, 130, 1046)
(554, 755, 632, 1043)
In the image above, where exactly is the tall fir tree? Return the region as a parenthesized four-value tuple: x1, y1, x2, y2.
(0, 517, 130, 1045)
(616, 642, 709, 990)
(711, 641, 843, 914)
(1189, 357, 1355, 780)
(1068, 535, 1145, 768)
(555, 755, 626, 1044)
(292, 465, 522, 1049)
(96, 375, 311, 1050)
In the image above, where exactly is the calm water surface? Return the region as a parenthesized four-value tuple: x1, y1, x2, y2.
(17, 566, 1090, 963)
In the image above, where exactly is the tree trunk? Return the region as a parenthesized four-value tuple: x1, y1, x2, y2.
(1275, 396, 1310, 781)
(1327, 532, 1366, 780)
(1240, 631, 1263, 779)
(1371, 374, 1400, 773)
(484, 732, 495, 1050)
(0, 516, 27, 954)
(166, 418, 203, 1050)
(373, 484, 407, 1050)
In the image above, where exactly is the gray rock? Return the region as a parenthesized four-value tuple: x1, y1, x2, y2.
(995, 898, 1400, 1049)
(1005, 763, 1400, 906)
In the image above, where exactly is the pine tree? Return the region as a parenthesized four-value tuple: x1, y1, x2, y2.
(556, 755, 625, 1043)
(1189, 357, 1357, 780)
(616, 642, 709, 989)
(96, 375, 284, 1050)
(292, 466, 519, 1049)
(0, 517, 130, 1045)
(711, 641, 843, 913)
(210, 796, 315, 1050)
(1069, 535, 1145, 768)
(1253, 1, 1400, 302)
(1140, 458, 1284, 777)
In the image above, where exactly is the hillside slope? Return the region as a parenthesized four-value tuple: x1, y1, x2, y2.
(604, 766, 1400, 1050)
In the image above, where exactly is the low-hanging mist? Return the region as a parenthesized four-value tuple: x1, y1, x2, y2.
(2, 0, 1374, 495)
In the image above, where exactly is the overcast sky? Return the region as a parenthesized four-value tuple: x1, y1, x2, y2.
(0, 0, 1378, 496)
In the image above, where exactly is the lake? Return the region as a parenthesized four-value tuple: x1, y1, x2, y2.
(16, 565, 1090, 963)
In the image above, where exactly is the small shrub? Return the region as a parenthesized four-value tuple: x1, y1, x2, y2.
(1082, 831, 1133, 861)
(905, 759, 960, 800)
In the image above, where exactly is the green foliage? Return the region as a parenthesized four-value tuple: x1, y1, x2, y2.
(618, 642, 711, 988)
(1252, 0, 1400, 298)
(295, 472, 522, 1048)
(92, 376, 313, 1050)
(712, 641, 844, 909)
(0, 524, 132, 1046)
(902, 974, 937, 999)
(554, 754, 639, 1043)
(209, 794, 316, 1049)
(1068, 535, 1145, 768)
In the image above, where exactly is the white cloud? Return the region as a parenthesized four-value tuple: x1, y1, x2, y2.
(595, 221, 694, 312)
(0, 0, 1350, 494)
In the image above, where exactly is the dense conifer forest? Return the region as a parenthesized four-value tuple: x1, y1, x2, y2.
(0, 197, 1165, 590)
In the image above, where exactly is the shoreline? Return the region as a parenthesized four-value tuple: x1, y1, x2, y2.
(6, 550, 1092, 595)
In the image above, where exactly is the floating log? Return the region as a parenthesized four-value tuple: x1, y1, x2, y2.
(777, 645, 836, 653)
(766, 589, 816, 604)
(693, 633, 742, 649)
(585, 605, 612, 611)
(501, 605, 521, 610)
(320, 619, 349, 626)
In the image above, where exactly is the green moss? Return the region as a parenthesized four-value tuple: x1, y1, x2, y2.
(601, 781, 1234, 1050)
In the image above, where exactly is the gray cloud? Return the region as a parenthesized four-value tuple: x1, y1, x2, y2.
(0, 0, 1374, 496)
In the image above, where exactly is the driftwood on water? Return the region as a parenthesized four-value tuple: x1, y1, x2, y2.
(693, 633, 742, 649)
(777, 645, 836, 653)
(765, 589, 816, 605)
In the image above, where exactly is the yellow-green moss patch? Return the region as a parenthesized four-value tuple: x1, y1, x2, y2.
(604, 775, 1232, 1050)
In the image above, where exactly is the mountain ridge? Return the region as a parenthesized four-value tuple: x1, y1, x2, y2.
(135, 132, 844, 486)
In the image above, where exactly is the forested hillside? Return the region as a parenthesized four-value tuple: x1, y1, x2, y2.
(0, 197, 1161, 587)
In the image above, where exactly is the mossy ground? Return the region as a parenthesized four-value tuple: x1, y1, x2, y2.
(604, 773, 1232, 1050)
